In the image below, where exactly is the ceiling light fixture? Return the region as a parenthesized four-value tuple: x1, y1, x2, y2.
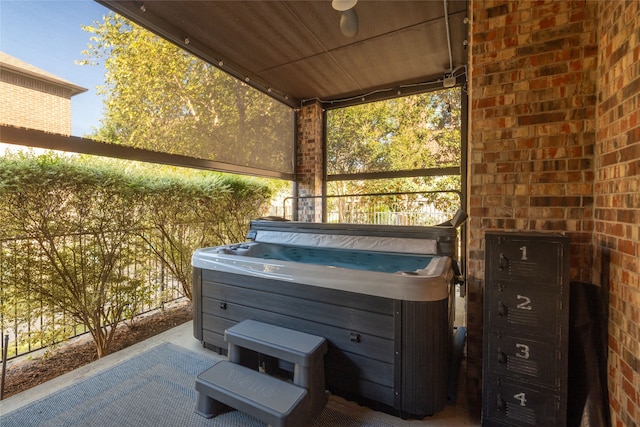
(340, 9, 359, 38)
(332, 0, 357, 12)
(332, 0, 359, 38)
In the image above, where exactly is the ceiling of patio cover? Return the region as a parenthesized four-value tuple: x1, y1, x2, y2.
(98, 0, 469, 108)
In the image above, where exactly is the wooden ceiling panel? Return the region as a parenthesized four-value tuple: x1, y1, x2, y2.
(329, 21, 452, 91)
(144, 1, 329, 70)
(259, 53, 361, 101)
(98, 0, 469, 107)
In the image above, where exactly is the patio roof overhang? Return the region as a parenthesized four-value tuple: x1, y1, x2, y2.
(1, 1, 469, 181)
(97, 0, 469, 109)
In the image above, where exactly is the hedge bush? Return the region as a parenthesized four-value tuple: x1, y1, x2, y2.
(0, 152, 271, 357)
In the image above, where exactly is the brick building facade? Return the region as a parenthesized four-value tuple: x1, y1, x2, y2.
(0, 52, 86, 136)
(297, 1, 640, 425)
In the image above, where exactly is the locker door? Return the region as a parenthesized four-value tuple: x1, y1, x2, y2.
(486, 235, 566, 285)
(484, 380, 562, 427)
(485, 282, 563, 339)
(486, 332, 562, 389)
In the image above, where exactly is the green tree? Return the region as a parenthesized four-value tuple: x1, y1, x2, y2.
(0, 154, 153, 358)
(79, 14, 292, 172)
(327, 88, 461, 178)
(326, 102, 395, 175)
(325, 88, 462, 223)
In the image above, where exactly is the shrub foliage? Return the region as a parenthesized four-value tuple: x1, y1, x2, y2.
(0, 153, 271, 357)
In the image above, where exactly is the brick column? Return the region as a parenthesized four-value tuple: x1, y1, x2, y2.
(468, 0, 597, 412)
(295, 101, 324, 222)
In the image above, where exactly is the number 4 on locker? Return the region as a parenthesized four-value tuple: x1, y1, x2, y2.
(513, 392, 527, 407)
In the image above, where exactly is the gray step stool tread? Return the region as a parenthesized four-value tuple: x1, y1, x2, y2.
(196, 360, 307, 418)
(225, 320, 327, 366)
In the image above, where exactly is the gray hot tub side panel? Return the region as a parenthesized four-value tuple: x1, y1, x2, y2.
(193, 268, 452, 416)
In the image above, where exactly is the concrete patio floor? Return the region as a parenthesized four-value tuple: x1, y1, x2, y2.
(1, 321, 481, 426)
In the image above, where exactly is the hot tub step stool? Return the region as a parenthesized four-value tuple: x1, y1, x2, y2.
(195, 361, 308, 426)
(195, 319, 328, 427)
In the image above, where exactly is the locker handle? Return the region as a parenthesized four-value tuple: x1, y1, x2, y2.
(497, 351, 507, 364)
(498, 301, 507, 317)
(219, 302, 227, 310)
(499, 254, 508, 271)
(497, 395, 505, 411)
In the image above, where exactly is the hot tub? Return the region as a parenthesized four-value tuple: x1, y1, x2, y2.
(192, 216, 464, 418)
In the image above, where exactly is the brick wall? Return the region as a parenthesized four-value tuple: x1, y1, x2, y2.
(596, 1, 640, 426)
(469, 0, 598, 415)
(293, 1, 639, 423)
(0, 69, 73, 136)
(295, 101, 324, 222)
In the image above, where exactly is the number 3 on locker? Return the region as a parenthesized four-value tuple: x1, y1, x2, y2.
(515, 343, 530, 359)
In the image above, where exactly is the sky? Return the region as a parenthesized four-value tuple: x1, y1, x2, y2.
(0, 0, 110, 136)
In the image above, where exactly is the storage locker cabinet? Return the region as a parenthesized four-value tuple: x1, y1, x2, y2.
(482, 232, 569, 427)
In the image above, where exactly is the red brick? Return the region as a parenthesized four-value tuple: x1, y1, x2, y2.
(468, 2, 640, 422)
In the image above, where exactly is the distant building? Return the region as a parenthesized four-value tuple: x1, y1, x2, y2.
(0, 51, 87, 136)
